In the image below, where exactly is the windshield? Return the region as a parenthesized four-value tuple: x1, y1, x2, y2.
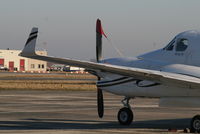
(163, 37, 176, 51)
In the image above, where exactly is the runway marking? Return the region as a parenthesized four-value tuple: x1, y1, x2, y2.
(134, 104, 158, 108)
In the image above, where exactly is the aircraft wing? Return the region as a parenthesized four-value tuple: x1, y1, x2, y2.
(19, 27, 200, 89)
(20, 53, 200, 90)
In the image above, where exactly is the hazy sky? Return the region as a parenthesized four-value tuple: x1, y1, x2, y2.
(0, 0, 200, 60)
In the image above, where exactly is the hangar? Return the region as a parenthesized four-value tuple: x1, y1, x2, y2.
(0, 49, 47, 72)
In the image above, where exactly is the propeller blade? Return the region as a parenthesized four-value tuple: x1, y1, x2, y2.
(96, 19, 107, 62)
(97, 88, 104, 118)
(96, 19, 105, 118)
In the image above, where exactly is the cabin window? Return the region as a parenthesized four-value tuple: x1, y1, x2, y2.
(176, 38, 188, 51)
(164, 38, 176, 51)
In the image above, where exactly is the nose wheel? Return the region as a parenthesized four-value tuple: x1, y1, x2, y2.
(117, 97, 133, 125)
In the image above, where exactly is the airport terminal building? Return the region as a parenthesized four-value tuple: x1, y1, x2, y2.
(0, 49, 47, 72)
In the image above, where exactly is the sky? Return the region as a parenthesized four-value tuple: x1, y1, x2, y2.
(0, 0, 200, 60)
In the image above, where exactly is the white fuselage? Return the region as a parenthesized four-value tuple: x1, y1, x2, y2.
(97, 30, 200, 99)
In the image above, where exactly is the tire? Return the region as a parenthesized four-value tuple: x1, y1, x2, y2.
(118, 107, 133, 125)
(190, 115, 200, 133)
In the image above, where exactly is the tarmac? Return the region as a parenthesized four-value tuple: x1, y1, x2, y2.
(0, 90, 198, 134)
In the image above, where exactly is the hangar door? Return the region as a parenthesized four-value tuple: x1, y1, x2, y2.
(0, 59, 4, 66)
(9, 61, 14, 71)
(20, 59, 25, 71)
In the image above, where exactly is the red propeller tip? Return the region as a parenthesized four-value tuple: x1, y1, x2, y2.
(96, 19, 107, 38)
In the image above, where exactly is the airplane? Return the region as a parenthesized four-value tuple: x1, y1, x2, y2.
(19, 19, 200, 133)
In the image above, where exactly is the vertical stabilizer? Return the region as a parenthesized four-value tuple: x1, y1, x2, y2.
(20, 27, 38, 56)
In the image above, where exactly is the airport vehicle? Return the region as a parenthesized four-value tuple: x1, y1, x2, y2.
(63, 66, 84, 72)
(20, 19, 200, 132)
(49, 64, 65, 71)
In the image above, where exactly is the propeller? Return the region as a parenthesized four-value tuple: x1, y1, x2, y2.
(97, 88, 104, 118)
(96, 19, 107, 118)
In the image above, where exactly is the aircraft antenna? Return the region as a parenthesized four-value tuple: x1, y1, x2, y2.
(106, 37, 124, 57)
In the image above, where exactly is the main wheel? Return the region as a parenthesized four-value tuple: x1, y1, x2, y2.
(118, 107, 133, 125)
(191, 115, 200, 133)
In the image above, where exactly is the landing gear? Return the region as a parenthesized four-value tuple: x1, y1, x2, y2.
(117, 97, 133, 125)
(190, 115, 200, 133)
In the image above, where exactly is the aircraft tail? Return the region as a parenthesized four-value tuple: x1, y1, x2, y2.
(20, 27, 38, 56)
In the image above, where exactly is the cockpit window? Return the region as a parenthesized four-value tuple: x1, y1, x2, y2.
(176, 38, 188, 51)
(164, 38, 176, 51)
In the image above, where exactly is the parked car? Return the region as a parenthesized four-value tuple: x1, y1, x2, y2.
(0, 65, 8, 71)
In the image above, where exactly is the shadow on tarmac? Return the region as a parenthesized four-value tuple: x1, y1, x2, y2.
(0, 118, 191, 130)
